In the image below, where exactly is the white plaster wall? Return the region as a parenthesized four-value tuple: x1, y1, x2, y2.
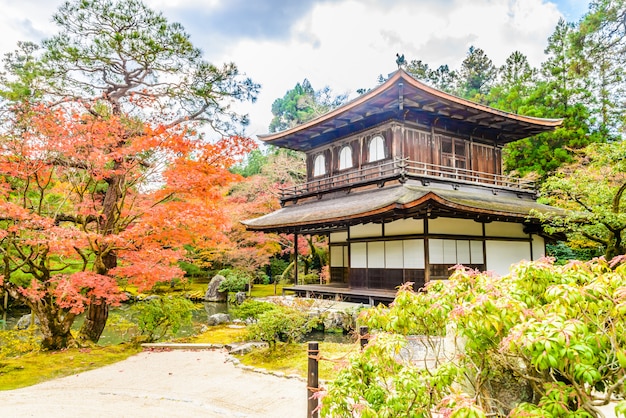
(485, 241, 531, 276)
(404, 239, 425, 268)
(484, 222, 527, 238)
(385, 218, 424, 236)
(428, 218, 482, 236)
(330, 231, 348, 243)
(350, 223, 382, 238)
(330, 246, 345, 267)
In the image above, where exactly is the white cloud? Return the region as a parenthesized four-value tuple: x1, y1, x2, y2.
(0, 0, 580, 138)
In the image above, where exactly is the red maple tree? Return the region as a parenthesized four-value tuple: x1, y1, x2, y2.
(0, 104, 254, 349)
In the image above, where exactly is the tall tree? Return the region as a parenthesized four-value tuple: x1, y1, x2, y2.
(0, 0, 258, 346)
(457, 46, 496, 101)
(571, 0, 626, 139)
(269, 79, 347, 133)
(537, 140, 626, 259)
(487, 51, 536, 113)
(405, 60, 458, 93)
(503, 19, 601, 177)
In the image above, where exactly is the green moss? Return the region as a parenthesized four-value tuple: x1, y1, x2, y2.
(249, 284, 291, 298)
(0, 344, 141, 390)
(236, 341, 357, 380)
(182, 325, 248, 345)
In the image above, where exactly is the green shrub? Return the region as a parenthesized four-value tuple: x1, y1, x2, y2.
(178, 260, 208, 278)
(132, 295, 196, 342)
(300, 273, 320, 284)
(230, 300, 278, 321)
(248, 306, 319, 347)
(217, 268, 250, 293)
(269, 257, 290, 277)
(323, 258, 626, 417)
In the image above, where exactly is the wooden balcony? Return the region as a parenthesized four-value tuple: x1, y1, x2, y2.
(280, 158, 535, 202)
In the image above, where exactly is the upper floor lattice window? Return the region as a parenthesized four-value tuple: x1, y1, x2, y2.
(368, 135, 385, 162)
(313, 154, 326, 177)
(339, 145, 353, 170)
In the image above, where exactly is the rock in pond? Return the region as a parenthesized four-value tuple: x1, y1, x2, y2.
(207, 313, 231, 326)
(204, 274, 228, 302)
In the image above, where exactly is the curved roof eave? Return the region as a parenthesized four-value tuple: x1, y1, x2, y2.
(241, 184, 563, 232)
(259, 69, 562, 145)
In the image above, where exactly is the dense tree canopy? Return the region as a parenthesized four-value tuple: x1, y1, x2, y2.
(269, 79, 347, 133)
(537, 141, 626, 259)
(0, 0, 258, 348)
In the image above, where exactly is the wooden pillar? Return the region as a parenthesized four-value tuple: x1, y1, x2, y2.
(294, 232, 299, 286)
(359, 326, 369, 351)
(307, 341, 320, 418)
(424, 218, 430, 283)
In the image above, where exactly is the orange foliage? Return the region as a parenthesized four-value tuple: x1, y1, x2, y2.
(0, 102, 255, 311)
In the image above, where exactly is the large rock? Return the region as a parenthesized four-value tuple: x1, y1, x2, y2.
(226, 341, 269, 355)
(16, 313, 40, 330)
(322, 310, 355, 333)
(234, 291, 247, 305)
(204, 274, 228, 302)
(207, 313, 231, 326)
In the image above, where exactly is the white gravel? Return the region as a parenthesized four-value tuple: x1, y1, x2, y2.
(0, 349, 308, 418)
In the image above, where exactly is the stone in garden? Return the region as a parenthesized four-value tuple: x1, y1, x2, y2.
(16, 313, 40, 330)
(226, 341, 269, 355)
(207, 313, 230, 326)
(204, 274, 228, 302)
(322, 310, 354, 333)
(234, 291, 247, 305)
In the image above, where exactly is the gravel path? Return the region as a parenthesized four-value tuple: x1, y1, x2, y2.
(0, 349, 308, 418)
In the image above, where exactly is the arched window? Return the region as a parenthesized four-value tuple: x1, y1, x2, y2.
(338, 145, 353, 170)
(368, 135, 385, 162)
(313, 154, 326, 177)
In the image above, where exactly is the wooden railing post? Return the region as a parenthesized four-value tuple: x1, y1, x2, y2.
(359, 326, 369, 350)
(307, 341, 319, 418)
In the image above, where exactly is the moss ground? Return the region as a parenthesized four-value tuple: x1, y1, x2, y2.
(0, 344, 141, 390)
(236, 341, 358, 380)
(179, 324, 249, 345)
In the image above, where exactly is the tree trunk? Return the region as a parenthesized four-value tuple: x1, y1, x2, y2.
(78, 172, 123, 343)
(31, 301, 77, 350)
(78, 302, 109, 343)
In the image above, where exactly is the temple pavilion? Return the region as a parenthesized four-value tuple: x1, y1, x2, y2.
(243, 69, 562, 304)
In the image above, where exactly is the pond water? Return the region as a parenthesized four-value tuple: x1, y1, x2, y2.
(2, 302, 353, 344)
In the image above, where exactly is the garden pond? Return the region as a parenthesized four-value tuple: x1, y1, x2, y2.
(1, 301, 352, 344)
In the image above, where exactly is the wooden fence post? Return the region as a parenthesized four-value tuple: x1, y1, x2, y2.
(359, 326, 369, 350)
(307, 341, 319, 418)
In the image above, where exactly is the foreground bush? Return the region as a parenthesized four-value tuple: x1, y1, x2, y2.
(229, 299, 278, 321)
(322, 257, 626, 417)
(248, 305, 319, 347)
(132, 295, 196, 342)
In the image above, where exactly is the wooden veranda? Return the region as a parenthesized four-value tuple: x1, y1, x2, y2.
(282, 283, 397, 305)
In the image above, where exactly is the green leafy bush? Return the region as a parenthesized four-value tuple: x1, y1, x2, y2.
(248, 305, 319, 347)
(322, 257, 626, 417)
(132, 296, 196, 342)
(217, 268, 250, 293)
(229, 300, 278, 321)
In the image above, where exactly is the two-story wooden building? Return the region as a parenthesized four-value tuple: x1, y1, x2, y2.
(243, 69, 562, 303)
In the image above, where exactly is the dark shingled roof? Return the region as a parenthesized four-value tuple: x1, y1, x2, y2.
(259, 69, 562, 151)
(241, 182, 562, 233)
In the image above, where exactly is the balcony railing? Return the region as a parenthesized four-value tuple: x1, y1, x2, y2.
(280, 158, 535, 201)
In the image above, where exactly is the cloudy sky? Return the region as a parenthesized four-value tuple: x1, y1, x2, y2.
(0, 0, 590, 138)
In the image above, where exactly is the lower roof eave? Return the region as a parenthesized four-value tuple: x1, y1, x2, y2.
(242, 183, 565, 233)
